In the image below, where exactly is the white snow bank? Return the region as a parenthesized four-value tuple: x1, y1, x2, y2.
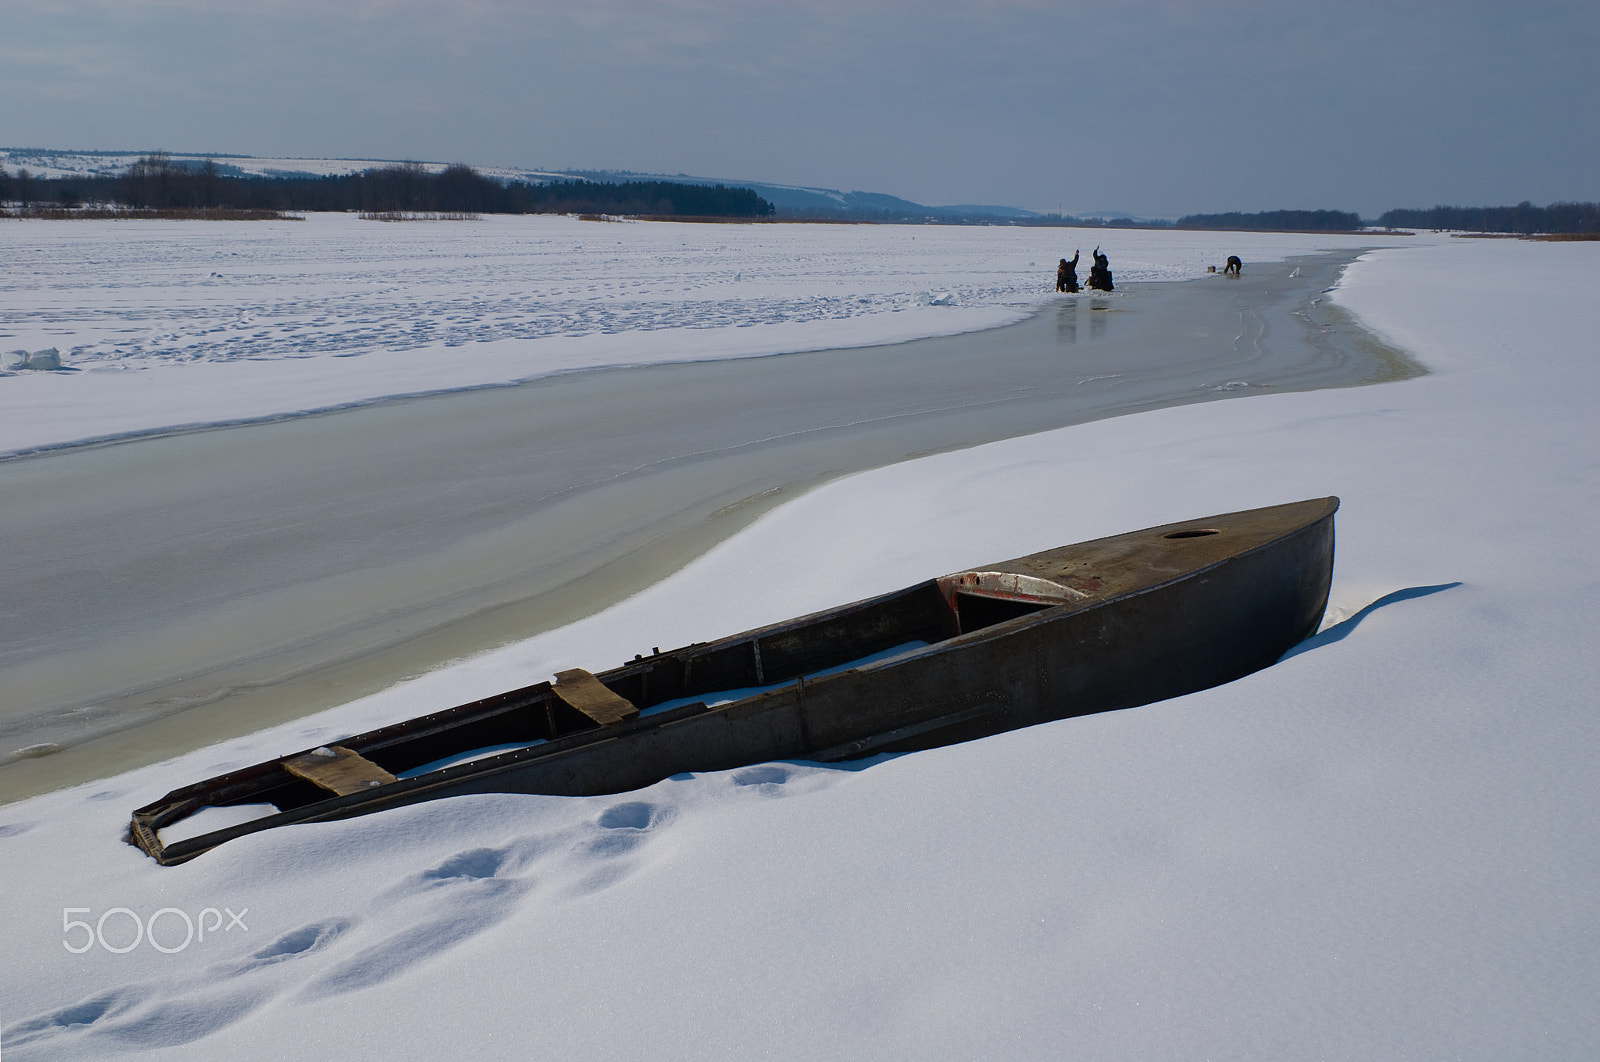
(3, 233, 1595, 1060)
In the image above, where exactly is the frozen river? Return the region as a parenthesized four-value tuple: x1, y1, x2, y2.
(0, 248, 1414, 800)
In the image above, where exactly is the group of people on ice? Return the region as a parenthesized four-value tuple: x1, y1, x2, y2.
(1056, 249, 1243, 294)
(1055, 247, 1114, 293)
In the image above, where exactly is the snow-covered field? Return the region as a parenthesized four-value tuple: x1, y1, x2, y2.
(2, 223, 1596, 1058)
(1, 215, 1409, 454)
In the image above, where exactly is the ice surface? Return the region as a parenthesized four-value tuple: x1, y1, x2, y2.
(0, 214, 1413, 456)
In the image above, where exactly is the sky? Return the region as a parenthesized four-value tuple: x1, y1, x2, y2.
(1, 0, 1596, 218)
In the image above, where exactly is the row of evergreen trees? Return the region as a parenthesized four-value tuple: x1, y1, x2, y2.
(0, 165, 40, 206)
(1, 154, 776, 218)
(1176, 209, 1363, 232)
(1375, 201, 1598, 234)
(1174, 202, 1598, 234)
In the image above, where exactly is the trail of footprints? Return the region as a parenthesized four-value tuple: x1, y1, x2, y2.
(7, 765, 828, 1056)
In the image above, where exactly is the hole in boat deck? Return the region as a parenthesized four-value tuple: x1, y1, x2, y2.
(1163, 528, 1220, 539)
(953, 593, 1054, 633)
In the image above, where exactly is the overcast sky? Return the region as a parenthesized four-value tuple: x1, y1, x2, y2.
(2, 0, 1595, 218)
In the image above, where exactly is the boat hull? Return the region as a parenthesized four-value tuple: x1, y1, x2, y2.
(131, 497, 1336, 864)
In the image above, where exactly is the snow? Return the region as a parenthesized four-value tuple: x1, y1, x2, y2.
(2, 224, 1597, 1059)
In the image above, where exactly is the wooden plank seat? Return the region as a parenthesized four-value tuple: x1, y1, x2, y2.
(283, 745, 399, 796)
(552, 668, 640, 727)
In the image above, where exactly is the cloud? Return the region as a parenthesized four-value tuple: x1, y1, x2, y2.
(2, 0, 1595, 215)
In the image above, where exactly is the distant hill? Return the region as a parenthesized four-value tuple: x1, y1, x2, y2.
(564, 170, 1050, 221)
(0, 147, 395, 181)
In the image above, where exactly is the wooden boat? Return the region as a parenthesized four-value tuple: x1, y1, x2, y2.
(130, 497, 1337, 865)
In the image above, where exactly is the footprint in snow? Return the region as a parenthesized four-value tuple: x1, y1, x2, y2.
(728, 760, 871, 797)
(306, 863, 530, 997)
(5, 920, 349, 1054)
(581, 800, 667, 862)
(212, 918, 354, 977)
(417, 844, 526, 884)
(5, 987, 156, 1050)
(596, 800, 655, 830)
(732, 765, 793, 787)
(87, 985, 265, 1051)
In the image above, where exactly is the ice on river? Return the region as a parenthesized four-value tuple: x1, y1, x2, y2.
(0, 213, 1413, 455)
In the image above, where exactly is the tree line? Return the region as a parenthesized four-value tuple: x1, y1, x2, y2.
(2, 157, 1594, 232)
(1175, 209, 1363, 232)
(0, 154, 775, 218)
(1374, 201, 1598, 235)
(1173, 202, 1598, 234)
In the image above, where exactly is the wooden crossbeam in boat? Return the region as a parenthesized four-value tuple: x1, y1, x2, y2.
(282, 746, 398, 796)
(552, 668, 639, 726)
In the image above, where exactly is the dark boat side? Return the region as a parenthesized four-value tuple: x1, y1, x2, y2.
(131, 497, 1337, 865)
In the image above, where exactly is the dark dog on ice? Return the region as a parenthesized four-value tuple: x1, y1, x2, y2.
(1056, 251, 1080, 293)
(1224, 255, 1242, 276)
